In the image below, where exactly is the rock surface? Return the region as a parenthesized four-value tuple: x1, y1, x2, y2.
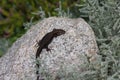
(0, 17, 98, 80)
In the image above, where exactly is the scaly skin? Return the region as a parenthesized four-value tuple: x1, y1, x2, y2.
(36, 28, 65, 80)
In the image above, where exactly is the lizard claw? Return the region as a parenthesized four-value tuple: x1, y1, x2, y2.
(34, 40, 39, 47)
(46, 48, 54, 53)
(46, 48, 51, 51)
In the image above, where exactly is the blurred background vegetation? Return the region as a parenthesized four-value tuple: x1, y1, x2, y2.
(0, 0, 82, 56)
(0, 0, 120, 79)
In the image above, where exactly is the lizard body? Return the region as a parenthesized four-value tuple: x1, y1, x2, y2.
(36, 28, 65, 80)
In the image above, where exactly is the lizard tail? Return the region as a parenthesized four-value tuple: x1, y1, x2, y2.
(36, 47, 42, 80)
(36, 47, 42, 58)
(36, 61, 40, 80)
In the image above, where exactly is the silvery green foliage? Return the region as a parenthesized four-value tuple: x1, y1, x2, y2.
(23, 17, 34, 29)
(55, 1, 72, 17)
(0, 38, 10, 56)
(77, 0, 120, 80)
(22, 0, 120, 79)
(32, 7, 46, 19)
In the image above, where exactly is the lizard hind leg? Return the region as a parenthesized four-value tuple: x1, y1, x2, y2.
(34, 40, 40, 47)
(45, 46, 54, 52)
(45, 46, 51, 51)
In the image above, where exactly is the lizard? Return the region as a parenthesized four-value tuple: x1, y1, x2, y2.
(35, 28, 65, 80)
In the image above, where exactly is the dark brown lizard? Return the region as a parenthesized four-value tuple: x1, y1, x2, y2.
(36, 28, 65, 80)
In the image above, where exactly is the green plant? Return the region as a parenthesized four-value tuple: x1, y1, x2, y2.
(30, 0, 120, 80)
(1, 0, 119, 80)
(76, 0, 120, 79)
(0, 0, 78, 56)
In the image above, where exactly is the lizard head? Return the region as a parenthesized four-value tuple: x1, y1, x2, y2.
(53, 28, 65, 37)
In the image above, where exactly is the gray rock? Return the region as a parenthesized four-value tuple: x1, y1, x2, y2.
(0, 17, 99, 80)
